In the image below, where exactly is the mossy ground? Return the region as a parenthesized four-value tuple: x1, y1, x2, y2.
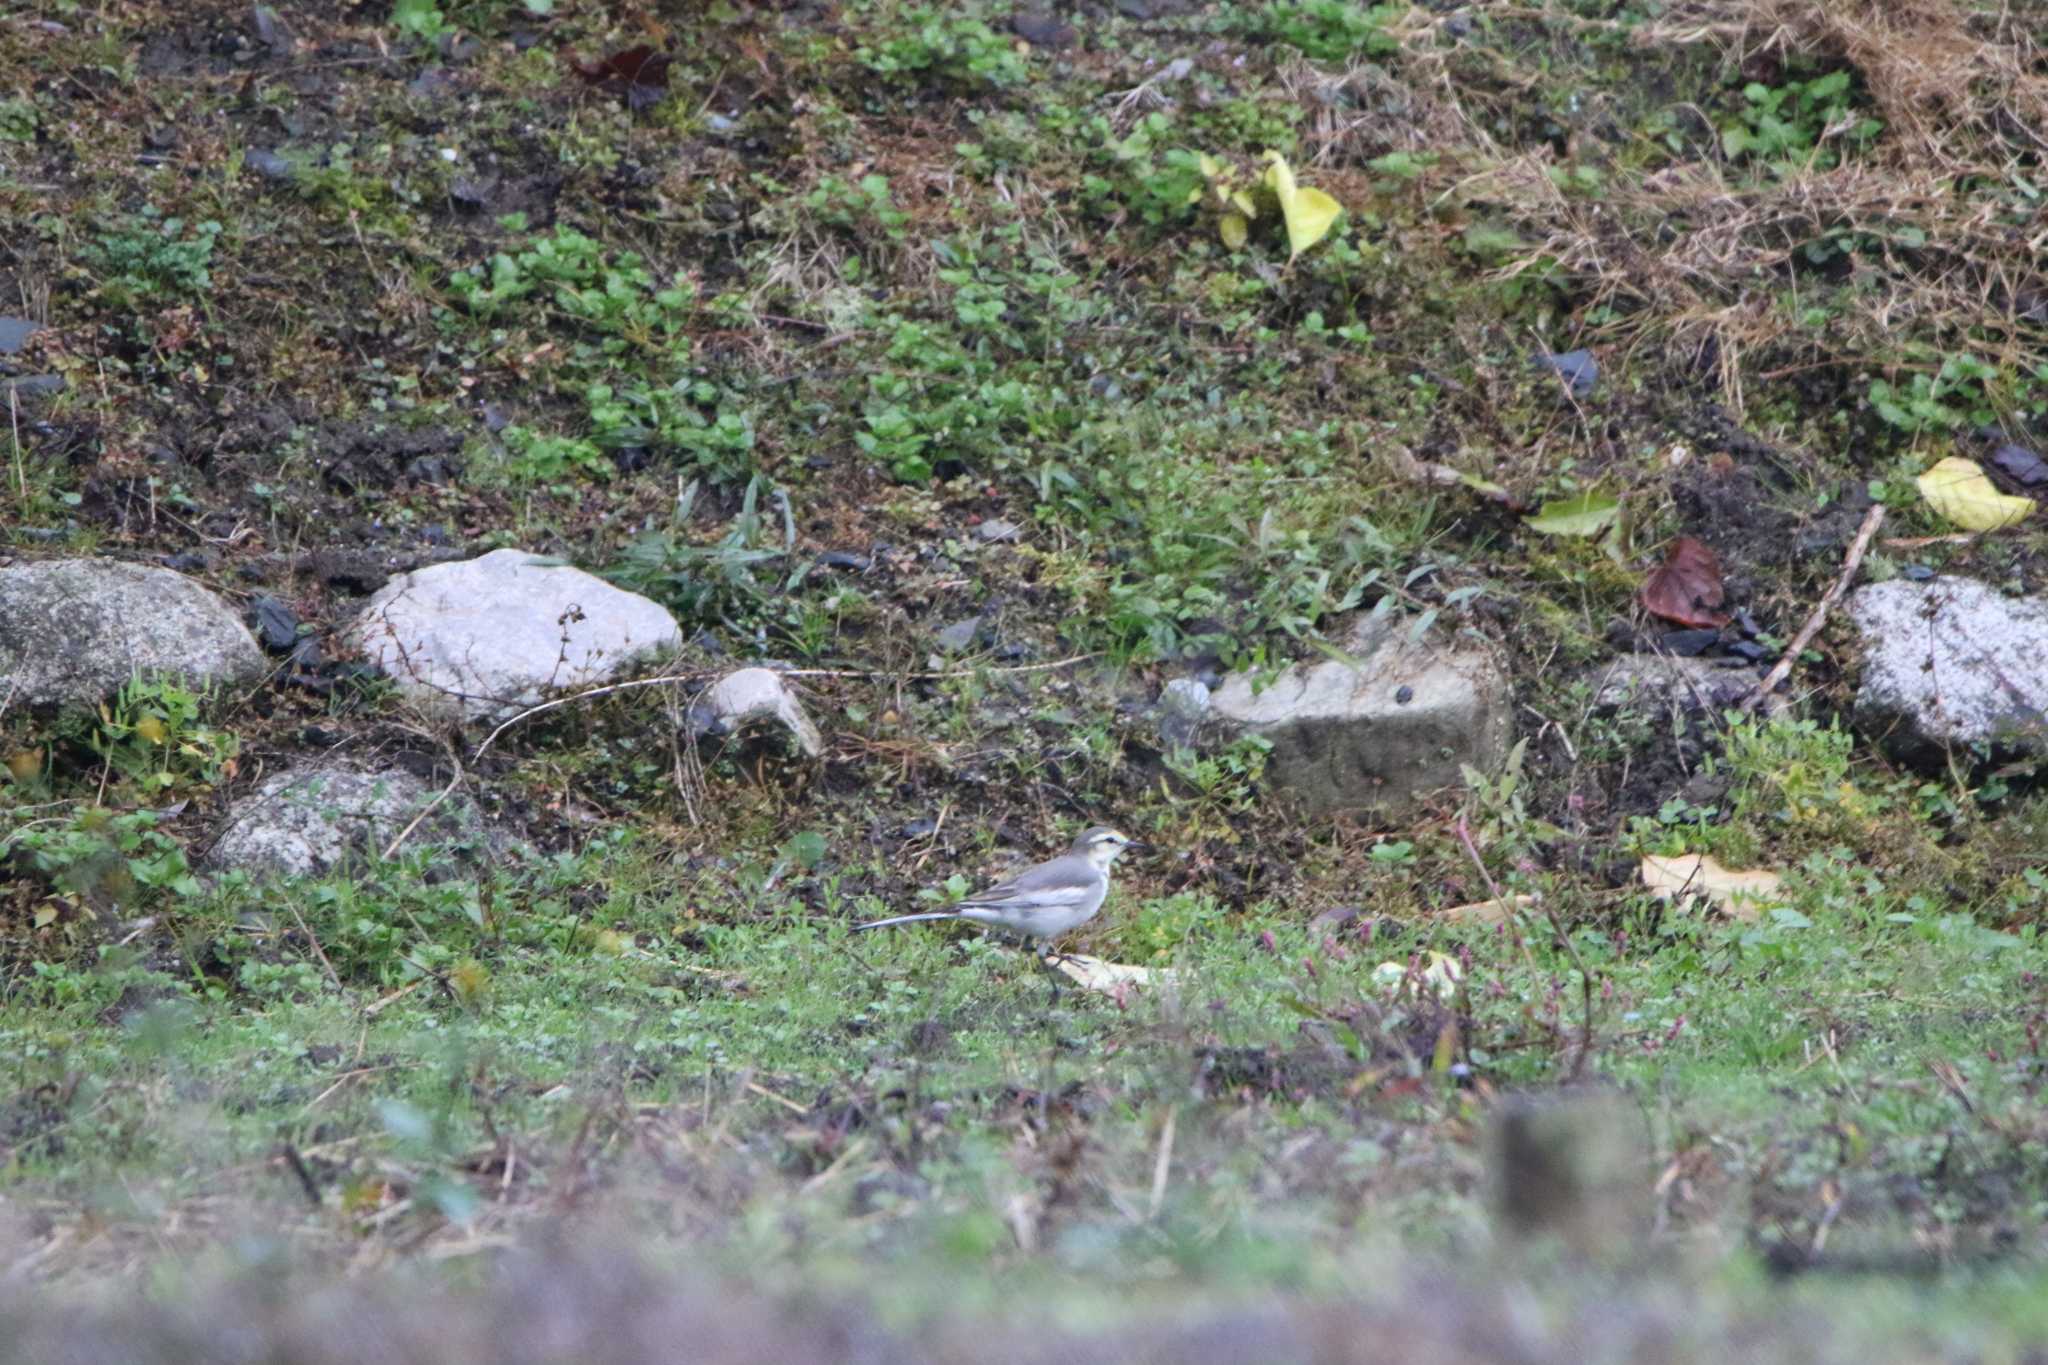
(5, 0, 2048, 1357)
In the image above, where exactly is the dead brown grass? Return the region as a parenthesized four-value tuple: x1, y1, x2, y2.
(1301, 0, 2048, 416)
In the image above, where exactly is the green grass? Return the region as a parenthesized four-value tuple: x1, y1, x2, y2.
(6, 0, 2048, 1353)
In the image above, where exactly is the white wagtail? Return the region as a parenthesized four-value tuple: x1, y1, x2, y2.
(856, 827, 1136, 1000)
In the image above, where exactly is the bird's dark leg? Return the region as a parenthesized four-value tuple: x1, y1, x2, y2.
(1036, 942, 1064, 1007)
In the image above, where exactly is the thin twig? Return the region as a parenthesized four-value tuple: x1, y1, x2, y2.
(469, 653, 1102, 764)
(1147, 1106, 1177, 1221)
(1743, 503, 1886, 712)
(287, 901, 343, 991)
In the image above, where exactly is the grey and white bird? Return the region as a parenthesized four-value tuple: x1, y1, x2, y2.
(856, 827, 1136, 992)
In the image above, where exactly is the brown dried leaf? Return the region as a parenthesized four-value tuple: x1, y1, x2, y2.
(1640, 535, 1730, 628)
(571, 45, 673, 110)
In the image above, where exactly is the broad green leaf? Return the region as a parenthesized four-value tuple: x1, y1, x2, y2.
(1916, 456, 2035, 531)
(1262, 152, 1342, 259)
(1523, 489, 1620, 537)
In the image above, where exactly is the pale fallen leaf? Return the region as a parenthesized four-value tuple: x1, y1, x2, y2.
(1373, 950, 1462, 1001)
(1218, 212, 1248, 251)
(1439, 894, 1539, 925)
(1051, 954, 1172, 992)
(1916, 456, 2035, 532)
(1640, 853, 1785, 922)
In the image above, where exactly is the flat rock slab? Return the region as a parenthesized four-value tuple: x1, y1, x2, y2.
(1210, 624, 1512, 816)
(350, 548, 681, 723)
(0, 558, 267, 708)
(208, 763, 492, 881)
(1848, 576, 2048, 759)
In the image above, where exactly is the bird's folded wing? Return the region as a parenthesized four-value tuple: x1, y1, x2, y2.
(962, 864, 1093, 907)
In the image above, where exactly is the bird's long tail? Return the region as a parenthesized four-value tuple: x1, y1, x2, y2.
(854, 911, 966, 932)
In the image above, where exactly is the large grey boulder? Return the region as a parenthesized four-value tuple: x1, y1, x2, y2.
(349, 549, 681, 723)
(0, 558, 267, 708)
(1848, 576, 2048, 758)
(1209, 618, 1513, 816)
(208, 763, 493, 881)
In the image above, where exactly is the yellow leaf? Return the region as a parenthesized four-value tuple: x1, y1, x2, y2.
(1199, 153, 1224, 179)
(33, 904, 58, 930)
(135, 715, 168, 745)
(6, 749, 41, 783)
(1262, 152, 1343, 258)
(1229, 189, 1257, 219)
(1916, 456, 2035, 532)
(1439, 894, 1538, 924)
(1218, 212, 1249, 250)
(1640, 853, 1785, 922)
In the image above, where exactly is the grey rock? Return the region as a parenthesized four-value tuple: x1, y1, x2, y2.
(686, 667, 822, 757)
(208, 764, 491, 881)
(349, 548, 681, 723)
(1585, 655, 1781, 720)
(972, 518, 1022, 544)
(0, 317, 39, 355)
(0, 558, 267, 709)
(1848, 576, 2048, 758)
(1210, 618, 1512, 816)
(0, 374, 64, 401)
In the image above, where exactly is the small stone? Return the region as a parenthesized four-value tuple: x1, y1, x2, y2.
(0, 375, 64, 401)
(1586, 654, 1779, 718)
(934, 617, 983, 653)
(1658, 628, 1720, 657)
(1394, 684, 1414, 704)
(817, 550, 870, 573)
(0, 317, 39, 355)
(250, 595, 300, 652)
(1158, 677, 1212, 749)
(1012, 12, 1076, 48)
(686, 667, 823, 758)
(1901, 564, 1936, 582)
(249, 4, 291, 47)
(973, 518, 1022, 544)
(1536, 348, 1598, 398)
(244, 148, 294, 181)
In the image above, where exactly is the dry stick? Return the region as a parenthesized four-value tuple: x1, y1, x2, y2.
(1742, 503, 1887, 713)
(287, 901, 344, 992)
